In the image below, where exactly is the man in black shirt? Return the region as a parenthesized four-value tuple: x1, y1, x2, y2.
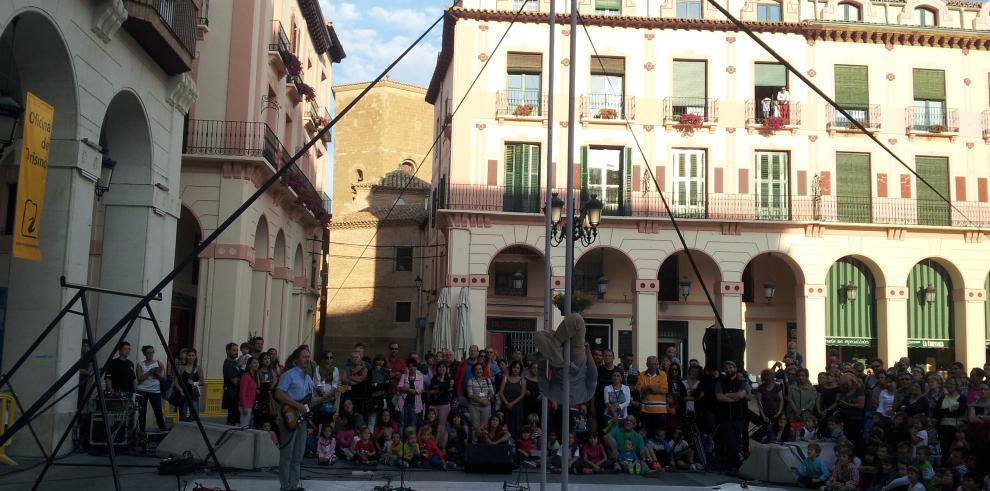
(714, 360, 749, 474)
(222, 342, 241, 426)
(595, 350, 616, 428)
(105, 342, 136, 394)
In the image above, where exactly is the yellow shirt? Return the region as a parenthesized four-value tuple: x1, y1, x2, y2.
(637, 371, 668, 414)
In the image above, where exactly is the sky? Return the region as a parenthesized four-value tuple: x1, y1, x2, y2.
(319, 0, 449, 88)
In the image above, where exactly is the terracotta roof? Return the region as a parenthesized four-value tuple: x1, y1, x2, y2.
(375, 169, 431, 190)
(297, 0, 332, 55)
(326, 22, 346, 63)
(329, 205, 429, 228)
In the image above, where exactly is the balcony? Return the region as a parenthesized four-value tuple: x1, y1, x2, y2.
(269, 20, 293, 76)
(662, 97, 719, 131)
(496, 90, 547, 120)
(745, 100, 801, 133)
(437, 184, 990, 229)
(580, 94, 635, 123)
(826, 105, 881, 134)
(982, 110, 990, 143)
(183, 119, 327, 223)
(905, 106, 959, 138)
(122, 0, 199, 75)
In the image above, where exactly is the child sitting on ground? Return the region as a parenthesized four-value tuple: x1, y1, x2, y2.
(670, 429, 702, 471)
(260, 421, 279, 447)
(578, 433, 607, 474)
(515, 428, 537, 468)
(795, 442, 830, 488)
(618, 438, 642, 476)
(335, 415, 356, 460)
(826, 450, 859, 491)
(353, 426, 379, 465)
(444, 420, 467, 469)
(400, 431, 421, 468)
(380, 432, 402, 466)
(551, 433, 579, 474)
(644, 428, 671, 471)
(316, 424, 336, 465)
(418, 426, 446, 470)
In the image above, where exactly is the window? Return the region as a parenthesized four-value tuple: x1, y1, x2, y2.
(503, 143, 541, 213)
(755, 151, 789, 220)
(914, 7, 936, 26)
(839, 2, 861, 21)
(671, 149, 706, 218)
(395, 302, 412, 323)
(915, 156, 950, 226)
(757, 2, 782, 21)
(677, 0, 702, 18)
(595, 0, 621, 15)
(835, 152, 872, 223)
(581, 146, 633, 216)
(834, 65, 869, 127)
(912, 69, 946, 131)
(513, 0, 539, 12)
(394, 246, 413, 271)
(492, 264, 528, 296)
(754, 63, 788, 123)
(672, 60, 708, 119)
(658, 255, 679, 302)
(590, 56, 625, 118)
(742, 265, 755, 303)
(506, 53, 542, 116)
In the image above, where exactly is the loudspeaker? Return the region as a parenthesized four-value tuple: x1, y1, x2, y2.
(464, 443, 513, 474)
(702, 326, 746, 370)
(89, 414, 135, 446)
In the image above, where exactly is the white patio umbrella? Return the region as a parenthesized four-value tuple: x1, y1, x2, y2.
(456, 286, 471, 356)
(433, 287, 451, 352)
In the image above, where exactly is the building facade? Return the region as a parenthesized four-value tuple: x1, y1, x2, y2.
(325, 81, 434, 357)
(0, 0, 201, 454)
(426, 0, 990, 376)
(177, 0, 343, 378)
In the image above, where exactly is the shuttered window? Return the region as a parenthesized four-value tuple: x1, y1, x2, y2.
(834, 65, 868, 106)
(591, 56, 624, 76)
(672, 150, 706, 218)
(596, 0, 621, 13)
(913, 69, 945, 100)
(673, 60, 707, 100)
(507, 53, 542, 75)
(836, 152, 871, 223)
(755, 152, 789, 220)
(503, 143, 541, 213)
(915, 156, 950, 226)
(755, 63, 786, 87)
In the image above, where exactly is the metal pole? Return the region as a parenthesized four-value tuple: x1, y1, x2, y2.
(562, 0, 578, 488)
(540, 0, 557, 488)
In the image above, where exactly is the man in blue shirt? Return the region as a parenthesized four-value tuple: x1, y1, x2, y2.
(275, 346, 315, 491)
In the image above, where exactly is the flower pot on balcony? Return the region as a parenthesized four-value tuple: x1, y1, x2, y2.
(927, 124, 946, 134)
(762, 116, 786, 131)
(676, 113, 704, 127)
(513, 104, 535, 117)
(596, 108, 618, 120)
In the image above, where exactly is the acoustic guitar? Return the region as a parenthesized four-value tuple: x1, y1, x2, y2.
(281, 385, 349, 431)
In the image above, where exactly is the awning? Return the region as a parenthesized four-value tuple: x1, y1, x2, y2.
(907, 261, 953, 349)
(826, 257, 877, 346)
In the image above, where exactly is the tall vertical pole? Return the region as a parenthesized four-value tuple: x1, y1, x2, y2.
(562, 0, 579, 489)
(540, 0, 557, 488)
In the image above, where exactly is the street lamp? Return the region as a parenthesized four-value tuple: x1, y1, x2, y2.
(679, 276, 692, 301)
(0, 92, 22, 152)
(414, 275, 423, 290)
(547, 193, 605, 247)
(844, 281, 858, 302)
(924, 283, 937, 305)
(596, 275, 609, 298)
(95, 147, 117, 199)
(512, 271, 525, 291)
(763, 279, 776, 303)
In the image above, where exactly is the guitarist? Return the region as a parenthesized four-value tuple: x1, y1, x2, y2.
(275, 345, 315, 491)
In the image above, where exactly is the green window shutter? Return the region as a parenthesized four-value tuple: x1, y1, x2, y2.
(915, 156, 949, 226)
(836, 152, 871, 223)
(912, 69, 945, 100)
(673, 60, 707, 100)
(596, 0, 621, 10)
(623, 147, 633, 215)
(507, 53, 542, 75)
(590, 56, 624, 76)
(755, 63, 787, 87)
(826, 257, 877, 346)
(755, 152, 788, 220)
(504, 144, 516, 189)
(580, 145, 589, 203)
(907, 262, 953, 348)
(834, 65, 869, 106)
(526, 144, 540, 189)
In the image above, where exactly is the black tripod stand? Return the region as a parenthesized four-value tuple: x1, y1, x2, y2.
(0, 277, 231, 491)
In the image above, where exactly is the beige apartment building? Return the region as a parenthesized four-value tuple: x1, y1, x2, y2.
(426, 0, 990, 376)
(325, 81, 434, 357)
(176, 0, 344, 377)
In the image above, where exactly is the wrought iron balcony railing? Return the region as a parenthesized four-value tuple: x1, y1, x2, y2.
(270, 20, 291, 58)
(982, 110, 990, 140)
(827, 104, 881, 130)
(496, 90, 547, 118)
(746, 100, 801, 126)
(905, 106, 959, 133)
(437, 184, 990, 228)
(581, 93, 635, 121)
(663, 97, 719, 124)
(122, 0, 199, 75)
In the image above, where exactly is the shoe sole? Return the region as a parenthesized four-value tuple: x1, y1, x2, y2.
(534, 331, 564, 368)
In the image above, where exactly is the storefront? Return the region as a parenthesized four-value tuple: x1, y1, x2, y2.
(826, 257, 878, 364)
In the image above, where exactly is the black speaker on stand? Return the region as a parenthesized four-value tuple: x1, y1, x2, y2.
(702, 326, 746, 371)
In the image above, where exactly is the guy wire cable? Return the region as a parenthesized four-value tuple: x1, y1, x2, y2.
(0, 10, 445, 454)
(313, 0, 541, 345)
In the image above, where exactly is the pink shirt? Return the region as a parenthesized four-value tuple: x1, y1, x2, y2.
(239, 371, 258, 409)
(583, 443, 606, 463)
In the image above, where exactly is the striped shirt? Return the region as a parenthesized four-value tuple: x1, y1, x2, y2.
(637, 371, 669, 414)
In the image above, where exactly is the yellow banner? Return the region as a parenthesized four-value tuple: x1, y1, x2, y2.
(12, 92, 54, 262)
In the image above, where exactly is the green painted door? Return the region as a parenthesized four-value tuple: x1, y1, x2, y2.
(915, 156, 950, 226)
(826, 257, 877, 348)
(836, 152, 871, 223)
(503, 143, 540, 212)
(906, 261, 953, 348)
(755, 152, 789, 220)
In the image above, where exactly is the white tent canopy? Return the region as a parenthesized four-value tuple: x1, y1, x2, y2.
(433, 287, 451, 352)
(456, 287, 471, 357)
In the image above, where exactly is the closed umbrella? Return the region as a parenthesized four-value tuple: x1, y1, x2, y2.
(456, 287, 471, 356)
(434, 287, 451, 352)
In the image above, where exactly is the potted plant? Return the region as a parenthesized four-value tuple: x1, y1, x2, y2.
(596, 107, 618, 120)
(297, 82, 317, 102)
(553, 291, 594, 314)
(513, 104, 535, 117)
(927, 124, 946, 134)
(284, 53, 302, 78)
(762, 116, 786, 131)
(677, 113, 704, 127)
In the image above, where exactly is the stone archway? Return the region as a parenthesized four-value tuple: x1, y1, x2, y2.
(168, 206, 203, 357)
(270, 230, 288, 350)
(485, 244, 545, 359)
(741, 252, 802, 370)
(249, 216, 270, 340)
